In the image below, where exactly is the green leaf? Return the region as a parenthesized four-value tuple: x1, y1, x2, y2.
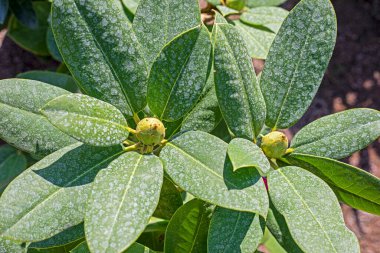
(153, 177, 183, 220)
(213, 13, 266, 139)
(246, 0, 287, 7)
(216, 5, 240, 17)
(0, 145, 27, 194)
(0, 237, 26, 253)
(7, 1, 50, 55)
(0, 79, 76, 158)
(133, 0, 201, 67)
(284, 153, 380, 216)
(164, 199, 212, 253)
(290, 108, 380, 159)
(147, 26, 212, 121)
(9, 0, 36, 28)
(46, 26, 63, 62)
(121, 0, 140, 15)
(85, 152, 163, 253)
(41, 94, 129, 147)
(232, 20, 276, 59)
(268, 166, 359, 253)
(160, 131, 268, 216)
(30, 223, 84, 249)
(137, 219, 167, 251)
(240, 7, 288, 33)
(71, 241, 156, 253)
(208, 207, 265, 253)
(0, 143, 123, 242)
(227, 138, 270, 174)
(261, 0, 337, 129)
(261, 229, 287, 253)
(17, 71, 78, 93)
(52, 0, 148, 116)
(0, 0, 8, 25)
(70, 241, 89, 253)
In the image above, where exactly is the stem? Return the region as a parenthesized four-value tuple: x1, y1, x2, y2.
(133, 113, 141, 125)
(123, 143, 140, 152)
(269, 158, 279, 170)
(126, 127, 138, 135)
(123, 139, 135, 146)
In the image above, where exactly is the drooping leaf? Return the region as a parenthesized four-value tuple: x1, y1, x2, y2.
(268, 166, 359, 253)
(160, 131, 268, 216)
(17, 71, 78, 93)
(240, 7, 288, 33)
(246, 0, 287, 7)
(153, 177, 183, 220)
(0, 0, 8, 25)
(227, 138, 270, 174)
(7, 1, 50, 55)
(0, 237, 26, 253)
(284, 153, 380, 215)
(52, 0, 148, 116)
(213, 13, 266, 140)
(133, 0, 201, 67)
(147, 26, 212, 121)
(9, 0, 37, 28)
(46, 26, 63, 62)
(41, 94, 129, 147)
(85, 152, 163, 253)
(216, 5, 240, 17)
(0, 79, 76, 158)
(208, 207, 265, 253)
(0, 143, 123, 242)
(232, 20, 276, 59)
(290, 108, 380, 159)
(30, 223, 84, 249)
(164, 199, 212, 253)
(0, 145, 27, 194)
(261, 0, 337, 129)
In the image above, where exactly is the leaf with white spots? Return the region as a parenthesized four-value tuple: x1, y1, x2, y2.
(147, 26, 212, 121)
(164, 199, 212, 253)
(261, 0, 337, 129)
(284, 154, 380, 216)
(268, 166, 359, 253)
(0, 237, 26, 253)
(85, 152, 163, 253)
(0, 145, 27, 194)
(213, 13, 266, 140)
(228, 138, 270, 175)
(70, 241, 156, 253)
(291, 108, 380, 159)
(160, 131, 268, 216)
(0, 79, 76, 158)
(52, 0, 148, 116)
(41, 94, 129, 147)
(153, 177, 183, 220)
(246, 0, 287, 7)
(121, 0, 140, 15)
(133, 0, 201, 67)
(30, 223, 84, 249)
(17, 71, 78, 93)
(240, 7, 288, 33)
(208, 207, 265, 253)
(0, 143, 123, 242)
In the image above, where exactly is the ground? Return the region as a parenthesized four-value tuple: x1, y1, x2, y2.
(0, 0, 379, 252)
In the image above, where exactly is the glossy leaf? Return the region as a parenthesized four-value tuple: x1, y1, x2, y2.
(133, 0, 201, 66)
(0, 145, 27, 194)
(213, 13, 266, 139)
(41, 94, 129, 147)
(85, 152, 163, 253)
(160, 131, 268, 216)
(246, 0, 287, 7)
(291, 108, 380, 159)
(233, 20, 276, 60)
(17, 71, 78, 93)
(52, 0, 148, 116)
(0, 79, 76, 158)
(30, 223, 84, 249)
(208, 207, 264, 253)
(0, 0, 8, 25)
(0, 143, 123, 242)
(284, 153, 380, 215)
(9, 0, 36, 28)
(261, 0, 337, 129)
(46, 27, 63, 62)
(7, 2, 50, 55)
(164, 199, 212, 253)
(268, 166, 359, 253)
(0, 237, 26, 253)
(147, 26, 212, 121)
(70, 241, 90, 253)
(153, 177, 183, 220)
(240, 7, 288, 33)
(228, 138, 270, 174)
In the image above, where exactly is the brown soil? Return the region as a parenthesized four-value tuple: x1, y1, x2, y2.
(1, 0, 380, 252)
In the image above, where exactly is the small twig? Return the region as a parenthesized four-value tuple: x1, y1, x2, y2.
(133, 113, 141, 125)
(123, 143, 141, 152)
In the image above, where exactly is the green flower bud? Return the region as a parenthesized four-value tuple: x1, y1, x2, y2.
(136, 118, 166, 146)
(226, 0, 246, 11)
(261, 131, 288, 159)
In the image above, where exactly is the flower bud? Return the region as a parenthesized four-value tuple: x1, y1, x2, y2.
(226, 0, 246, 10)
(136, 118, 165, 146)
(261, 131, 288, 159)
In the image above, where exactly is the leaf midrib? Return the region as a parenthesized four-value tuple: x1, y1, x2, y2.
(222, 212, 241, 253)
(188, 207, 207, 253)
